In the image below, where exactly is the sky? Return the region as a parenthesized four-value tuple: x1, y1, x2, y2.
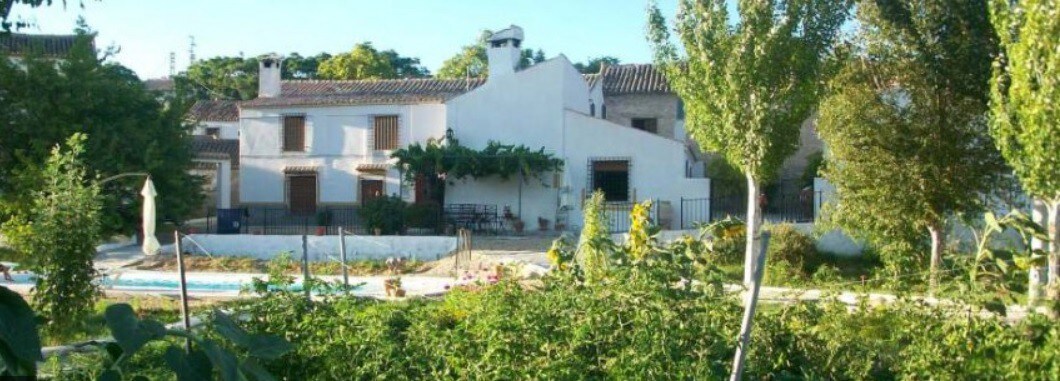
(10, 0, 680, 79)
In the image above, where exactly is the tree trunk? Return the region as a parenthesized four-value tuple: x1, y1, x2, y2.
(928, 223, 944, 295)
(1029, 199, 1048, 303)
(744, 175, 762, 286)
(1047, 201, 1060, 301)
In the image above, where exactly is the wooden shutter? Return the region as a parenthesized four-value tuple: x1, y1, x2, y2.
(288, 175, 316, 214)
(283, 115, 306, 152)
(373, 115, 399, 150)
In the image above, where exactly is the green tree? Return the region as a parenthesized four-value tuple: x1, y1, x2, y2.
(574, 56, 620, 74)
(283, 52, 332, 79)
(317, 42, 396, 80)
(816, 0, 1006, 290)
(1, 134, 101, 338)
(648, 0, 849, 285)
(990, 0, 1060, 300)
(0, 28, 201, 236)
(176, 55, 259, 100)
(380, 49, 430, 78)
(1, 0, 82, 31)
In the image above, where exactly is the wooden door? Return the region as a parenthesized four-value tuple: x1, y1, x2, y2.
(360, 179, 384, 205)
(288, 175, 317, 214)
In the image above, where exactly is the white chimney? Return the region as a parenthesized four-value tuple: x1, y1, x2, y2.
(258, 54, 283, 98)
(486, 25, 523, 80)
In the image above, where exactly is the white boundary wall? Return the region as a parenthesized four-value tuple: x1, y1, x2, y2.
(182, 234, 457, 261)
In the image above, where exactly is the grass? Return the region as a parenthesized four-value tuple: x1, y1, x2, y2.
(31, 294, 222, 346)
(135, 255, 431, 276)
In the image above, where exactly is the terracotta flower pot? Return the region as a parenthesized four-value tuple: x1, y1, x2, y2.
(394, 288, 407, 298)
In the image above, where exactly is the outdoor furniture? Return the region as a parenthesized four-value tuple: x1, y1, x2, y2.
(444, 204, 499, 233)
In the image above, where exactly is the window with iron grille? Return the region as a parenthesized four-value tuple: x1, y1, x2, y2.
(590, 159, 630, 202)
(205, 127, 221, 138)
(282, 115, 306, 152)
(631, 118, 658, 133)
(373, 115, 399, 150)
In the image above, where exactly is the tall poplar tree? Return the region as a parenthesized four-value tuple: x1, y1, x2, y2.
(816, 0, 1006, 289)
(990, 0, 1060, 300)
(648, 0, 849, 285)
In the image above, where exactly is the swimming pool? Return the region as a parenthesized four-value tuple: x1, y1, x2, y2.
(4, 270, 461, 298)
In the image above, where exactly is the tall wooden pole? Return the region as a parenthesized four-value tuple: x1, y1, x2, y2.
(729, 232, 770, 381)
(174, 231, 192, 353)
(339, 227, 349, 292)
(302, 234, 311, 302)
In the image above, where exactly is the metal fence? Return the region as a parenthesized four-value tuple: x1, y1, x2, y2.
(679, 179, 822, 229)
(601, 200, 659, 233)
(199, 203, 509, 236)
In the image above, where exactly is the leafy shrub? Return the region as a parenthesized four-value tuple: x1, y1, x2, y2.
(405, 202, 441, 230)
(698, 217, 746, 264)
(359, 195, 407, 235)
(223, 277, 1060, 380)
(766, 223, 820, 276)
(1, 134, 102, 339)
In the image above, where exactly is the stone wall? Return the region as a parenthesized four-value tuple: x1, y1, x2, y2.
(603, 93, 681, 140)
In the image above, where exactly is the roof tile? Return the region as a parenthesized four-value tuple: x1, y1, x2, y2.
(189, 100, 239, 122)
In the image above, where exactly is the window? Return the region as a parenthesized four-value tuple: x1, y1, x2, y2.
(373, 115, 399, 150)
(601, 105, 607, 119)
(360, 179, 385, 205)
(591, 160, 630, 202)
(631, 118, 658, 133)
(590, 102, 596, 117)
(205, 127, 220, 138)
(282, 115, 306, 152)
(287, 175, 317, 214)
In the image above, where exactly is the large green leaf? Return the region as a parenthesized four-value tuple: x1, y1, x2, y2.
(0, 286, 42, 373)
(104, 304, 166, 356)
(212, 310, 292, 360)
(164, 346, 213, 381)
(201, 339, 242, 381)
(240, 358, 278, 381)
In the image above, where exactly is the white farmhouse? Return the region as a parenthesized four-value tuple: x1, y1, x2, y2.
(236, 26, 710, 231)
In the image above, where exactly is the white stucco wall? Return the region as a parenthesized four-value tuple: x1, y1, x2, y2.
(563, 111, 711, 229)
(182, 234, 457, 261)
(238, 104, 446, 205)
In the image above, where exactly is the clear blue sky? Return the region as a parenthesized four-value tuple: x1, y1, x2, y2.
(11, 0, 680, 79)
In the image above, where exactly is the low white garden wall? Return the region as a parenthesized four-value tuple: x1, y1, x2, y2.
(181, 234, 458, 261)
(612, 224, 865, 257)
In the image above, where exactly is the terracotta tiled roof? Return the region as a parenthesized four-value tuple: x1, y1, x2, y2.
(356, 163, 390, 172)
(599, 64, 672, 95)
(190, 136, 239, 167)
(283, 166, 318, 174)
(144, 78, 174, 92)
(242, 78, 487, 108)
(583, 73, 601, 89)
(0, 33, 92, 57)
(188, 100, 239, 122)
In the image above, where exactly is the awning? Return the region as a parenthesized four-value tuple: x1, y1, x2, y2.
(356, 163, 390, 172)
(283, 165, 318, 174)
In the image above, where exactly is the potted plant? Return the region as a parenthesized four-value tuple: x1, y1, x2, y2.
(314, 211, 331, 236)
(511, 218, 525, 234)
(537, 217, 549, 231)
(384, 277, 402, 297)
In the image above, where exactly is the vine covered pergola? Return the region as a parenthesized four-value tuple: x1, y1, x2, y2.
(390, 135, 563, 217)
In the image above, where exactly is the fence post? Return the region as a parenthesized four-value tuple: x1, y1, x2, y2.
(302, 234, 311, 302)
(339, 227, 349, 292)
(173, 231, 192, 353)
(680, 197, 684, 230)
